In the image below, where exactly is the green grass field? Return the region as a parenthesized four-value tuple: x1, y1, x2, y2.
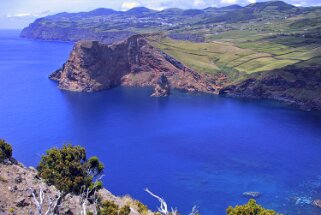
(149, 25, 321, 82)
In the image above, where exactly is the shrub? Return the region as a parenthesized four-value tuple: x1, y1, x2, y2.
(226, 199, 281, 215)
(135, 200, 148, 214)
(0, 176, 8, 183)
(0, 139, 12, 162)
(37, 144, 104, 194)
(99, 200, 131, 215)
(119, 205, 131, 215)
(9, 207, 15, 214)
(100, 200, 119, 215)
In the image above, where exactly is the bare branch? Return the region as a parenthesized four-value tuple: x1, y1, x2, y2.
(189, 206, 199, 215)
(79, 175, 104, 215)
(144, 188, 171, 215)
(30, 187, 62, 215)
(145, 188, 199, 215)
(30, 187, 42, 215)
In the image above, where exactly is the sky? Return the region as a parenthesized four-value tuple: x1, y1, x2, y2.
(0, 0, 320, 29)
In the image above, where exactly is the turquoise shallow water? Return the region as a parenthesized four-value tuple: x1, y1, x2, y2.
(1, 30, 321, 214)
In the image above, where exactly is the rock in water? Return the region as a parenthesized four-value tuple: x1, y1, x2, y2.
(151, 74, 170, 97)
(50, 34, 221, 94)
(313, 199, 321, 209)
(243, 191, 261, 198)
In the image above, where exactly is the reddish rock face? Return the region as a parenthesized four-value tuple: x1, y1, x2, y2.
(50, 35, 222, 94)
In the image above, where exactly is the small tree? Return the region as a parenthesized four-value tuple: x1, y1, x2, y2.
(226, 199, 281, 215)
(37, 144, 104, 195)
(0, 139, 12, 162)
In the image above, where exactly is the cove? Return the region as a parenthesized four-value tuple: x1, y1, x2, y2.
(1, 30, 321, 214)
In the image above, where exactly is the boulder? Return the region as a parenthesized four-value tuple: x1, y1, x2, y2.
(313, 199, 321, 209)
(15, 197, 30, 207)
(14, 176, 23, 184)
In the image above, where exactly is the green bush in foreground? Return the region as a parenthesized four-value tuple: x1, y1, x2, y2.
(99, 200, 131, 215)
(37, 144, 104, 194)
(227, 199, 281, 215)
(0, 139, 12, 162)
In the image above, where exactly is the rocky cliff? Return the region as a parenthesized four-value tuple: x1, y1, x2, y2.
(0, 160, 151, 215)
(220, 65, 321, 111)
(50, 34, 321, 110)
(50, 35, 223, 94)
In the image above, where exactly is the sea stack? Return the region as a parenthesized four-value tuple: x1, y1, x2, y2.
(151, 74, 170, 97)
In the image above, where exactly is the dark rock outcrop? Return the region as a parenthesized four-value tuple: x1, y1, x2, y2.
(220, 65, 321, 110)
(50, 34, 221, 94)
(151, 74, 170, 97)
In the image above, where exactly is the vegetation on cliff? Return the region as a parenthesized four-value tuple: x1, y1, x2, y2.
(37, 144, 104, 194)
(227, 199, 281, 215)
(0, 139, 12, 162)
(99, 200, 131, 215)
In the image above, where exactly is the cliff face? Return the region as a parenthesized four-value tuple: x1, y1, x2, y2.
(50, 35, 223, 94)
(49, 34, 320, 110)
(0, 161, 147, 215)
(220, 65, 321, 110)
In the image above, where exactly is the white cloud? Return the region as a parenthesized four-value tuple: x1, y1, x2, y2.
(121, 1, 140, 11)
(193, 0, 206, 7)
(6, 11, 52, 19)
(247, 0, 256, 3)
(220, 0, 238, 4)
(293, 1, 307, 6)
(7, 13, 33, 18)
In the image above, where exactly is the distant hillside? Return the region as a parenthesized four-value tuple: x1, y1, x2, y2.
(21, 1, 320, 43)
(20, 2, 244, 42)
(199, 1, 300, 24)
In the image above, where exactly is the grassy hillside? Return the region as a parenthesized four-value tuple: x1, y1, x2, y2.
(149, 31, 320, 82)
(148, 2, 321, 83)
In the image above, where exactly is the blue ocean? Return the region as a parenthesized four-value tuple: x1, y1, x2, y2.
(1, 30, 321, 214)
